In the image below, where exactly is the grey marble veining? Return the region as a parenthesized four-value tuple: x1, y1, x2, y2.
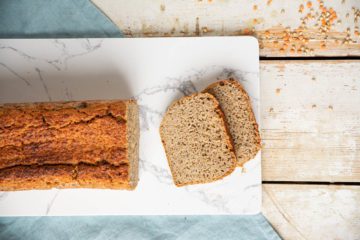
(0, 62, 31, 86)
(0, 37, 261, 215)
(45, 190, 61, 216)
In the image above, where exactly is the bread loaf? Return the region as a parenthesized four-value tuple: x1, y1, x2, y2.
(0, 100, 139, 191)
(160, 93, 237, 186)
(203, 79, 261, 166)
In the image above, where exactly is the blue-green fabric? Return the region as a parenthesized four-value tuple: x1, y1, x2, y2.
(0, 215, 281, 240)
(0, 0, 122, 38)
(0, 1, 281, 239)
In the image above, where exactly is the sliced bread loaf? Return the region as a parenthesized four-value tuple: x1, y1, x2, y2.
(203, 80, 261, 166)
(160, 93, 237, 186)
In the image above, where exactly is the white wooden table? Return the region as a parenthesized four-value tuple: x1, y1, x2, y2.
(92, 1, 360, 239)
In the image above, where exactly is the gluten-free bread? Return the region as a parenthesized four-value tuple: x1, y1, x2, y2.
(0, 100, 139, 191)
(160, 93, 237, 187)
(204, 80, 261, 166)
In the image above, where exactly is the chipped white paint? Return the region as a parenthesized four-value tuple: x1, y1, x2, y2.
(261, 60, 360, 182)
(263, 184, 360, 240)
(92, 0, 360, 56)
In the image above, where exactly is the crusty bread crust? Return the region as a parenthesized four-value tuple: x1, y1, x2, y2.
(159, 93, 237, 187)
(0, 100, 138, 191)
(203, 79, 261, 166)
(0, 162, 134, 191)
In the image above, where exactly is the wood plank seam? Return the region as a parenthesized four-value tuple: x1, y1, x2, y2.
(92, 0, 360, 57)
(263, 184, 360, 240)
(263, 187, 307, 240)
(261, 60, 360, 182)
(263, 181, 360, 185)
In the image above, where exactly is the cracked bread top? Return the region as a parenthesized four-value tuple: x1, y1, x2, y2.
(0, 100, 132, 169)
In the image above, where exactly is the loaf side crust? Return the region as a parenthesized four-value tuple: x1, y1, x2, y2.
(0, 162, 133, 191)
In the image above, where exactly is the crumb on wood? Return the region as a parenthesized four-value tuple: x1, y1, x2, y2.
(243, 28, 253, 35)
(160, 4, 165, 12)
(299, 4, 304, 13)
(290, 47, 295, 54)
(354, 7, 360, 23)
(244, 1, 357, 55)
(195, 17, 200, 36)
(264, 30, 270, 39)
(320, 41, 327, 49)
(201, 26, 209, 33)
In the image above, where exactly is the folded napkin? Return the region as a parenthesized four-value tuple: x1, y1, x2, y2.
(0, 0, 121, 38)
(0, 215, 281, 240)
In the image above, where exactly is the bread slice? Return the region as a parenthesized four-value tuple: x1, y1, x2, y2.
(203, 79, 261, 166)
(160, 93, 237, 187)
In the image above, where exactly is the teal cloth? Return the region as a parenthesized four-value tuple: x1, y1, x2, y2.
(0, 215, 280, 240)
(0, 0, 122, 38)
(0, 1, 281, 239)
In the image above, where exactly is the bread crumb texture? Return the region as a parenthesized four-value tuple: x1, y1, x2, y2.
(204, 80, 261, 166)
(160, 93, 237, 187)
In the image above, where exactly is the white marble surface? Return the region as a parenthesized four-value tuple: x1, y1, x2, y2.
(0, 37, 261, 216)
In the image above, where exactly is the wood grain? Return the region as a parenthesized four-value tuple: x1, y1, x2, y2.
(92, 0, 360, 57)
(263, 184, 360, 240)
(261, 60, 360, 182)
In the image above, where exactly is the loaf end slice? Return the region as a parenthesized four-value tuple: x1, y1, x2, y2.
(126, 100, 140, 189)
(160, 93, 237, 187)
(203, 80, 261, 166)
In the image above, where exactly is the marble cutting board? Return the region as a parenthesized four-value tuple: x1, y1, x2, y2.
(0, 37, 261, 216)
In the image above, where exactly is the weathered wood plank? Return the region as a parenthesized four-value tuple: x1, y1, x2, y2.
(263, 184, 360, 240)
(92, 0, 360, 57)
(261, 60, 360, 182)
